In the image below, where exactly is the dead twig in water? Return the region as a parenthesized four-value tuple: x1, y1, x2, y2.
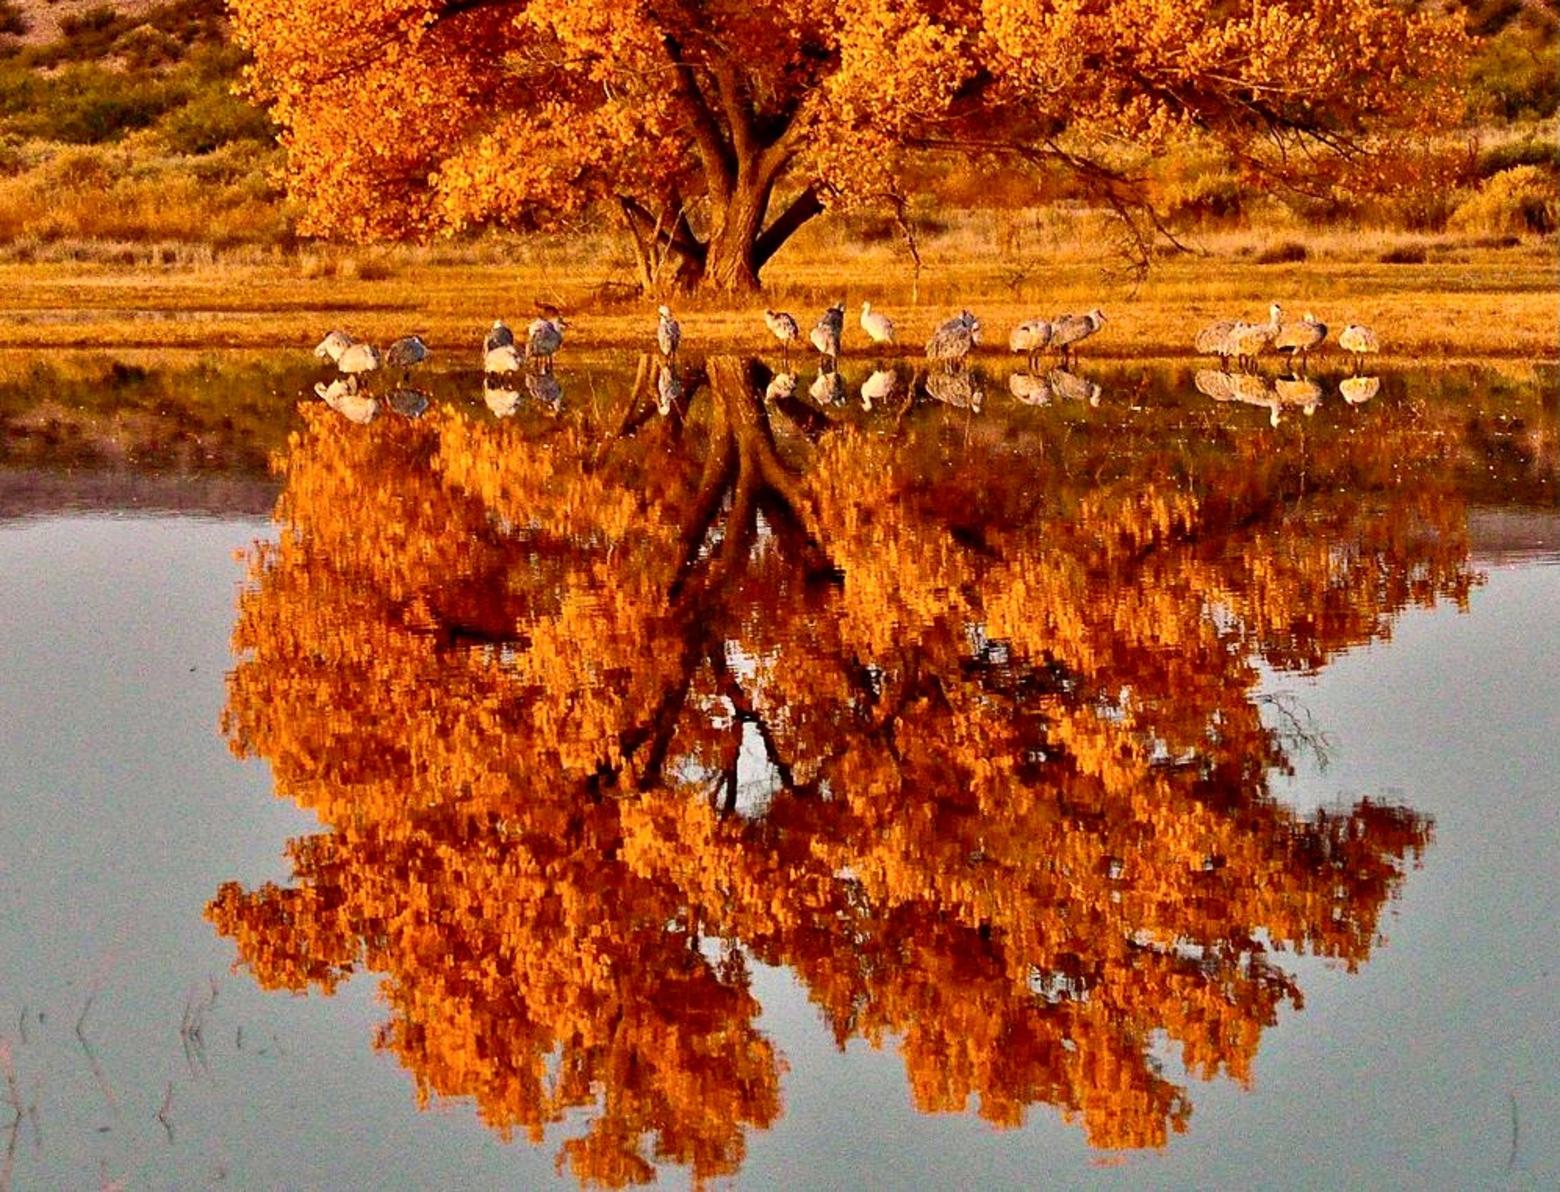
(155, 1082, 174, 1144)
(23, 1075, 40, 1157)
(75, 996, 118, 1119)
(1507, 1090, 1520, 1171)
(99, 1157, 126, 1192)
(1, 1040, 23, 1192)
(179, 983, 219, 1079)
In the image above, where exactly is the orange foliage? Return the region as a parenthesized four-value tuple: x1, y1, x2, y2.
(230, 0, 1468, 287)
(210, 359, 1471, 1181)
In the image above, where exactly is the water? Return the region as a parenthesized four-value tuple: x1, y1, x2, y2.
(0, 354, 1555, 1188)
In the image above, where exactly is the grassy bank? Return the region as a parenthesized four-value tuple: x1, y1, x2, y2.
(0, 226, 1552, 362)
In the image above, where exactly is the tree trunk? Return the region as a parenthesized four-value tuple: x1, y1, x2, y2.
(696, 182, 826, 294)
(619, 181, 824, 294)
(702, 176, 773, 294)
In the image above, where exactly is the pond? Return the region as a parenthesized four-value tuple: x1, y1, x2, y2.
(0, 353, 1555, 1188)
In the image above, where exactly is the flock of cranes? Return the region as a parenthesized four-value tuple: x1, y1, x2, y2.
(752, 302, 1108, 370)
(1194, 303, 1380, 374)
(1192, 369, 1381, 428)
(309, 298, 1381, 426)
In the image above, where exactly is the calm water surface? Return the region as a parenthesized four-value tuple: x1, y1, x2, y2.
(0, 354, 1555, 1188)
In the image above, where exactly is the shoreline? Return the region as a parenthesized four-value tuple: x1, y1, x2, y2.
(0, 253, 1552, 362)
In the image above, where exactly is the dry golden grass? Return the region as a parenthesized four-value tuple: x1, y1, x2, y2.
(0, 212, 1551, 362)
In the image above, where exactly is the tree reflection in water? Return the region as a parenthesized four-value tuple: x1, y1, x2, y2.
(211, 357, 1470, 1185)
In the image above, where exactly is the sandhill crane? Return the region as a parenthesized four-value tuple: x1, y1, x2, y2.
(1340, 375, 1380, 405)
(1275, 312, 1327, 372)
(1048, 367, 1102, 407)
(526, 370, 563, 413)
(860, 367, 898, 411)
(1194, 369, 1237, 402)
(314, 375, 378, 424)
(336, 341, 381, 376)
(764, 309, 800, 362)
(526, 315, 566, 371)
(656, 305, 681, 359)
(1009, 371, 1053, 405)
(1194, 320, 1240, 369)
(1232, 304, 1282, 371)
(656, 364, 682, 415)
(386, 388, 430, 419)
(314, 329, 355, 362)
(1009, 319, 1052, 369)
(924, 368, 983, 412)
(385, 335, 428, 383)
(483, 378, 521, 418)
(1050, 309, 1106, 365)
(315, 374, 356, 404)
(485, 320, 514, 354)
(860, 301, 895, 356)
(1224, 371, 1282, 426)
(925, 310, 979, 367)
(1338, 323, 1380, 373)
(810, 368, 846, 406)
(485, 343, 522, 375)
(764, 372, 797, 403)
(810, 302, 845, 362)
(1274, 375, 1322, 419)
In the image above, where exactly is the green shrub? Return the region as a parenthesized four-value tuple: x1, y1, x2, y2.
(1255, 241, 1308, 264)
(1449, 166, 1559, 236)
(59, 6, 121, 39)
(159, 87, 275, 154)
(1164, 171, 1244, 225)
(1477, 138, 1560, 179)
(1468, 21, 1560, 120)
(42, 144, 125, 191)
(22, 0, 226, 69)
(1378, 244, 1428, 264)
(0, 1, 28, 38)
(0, 63, 185, 143)
(113, 26, 186, 70)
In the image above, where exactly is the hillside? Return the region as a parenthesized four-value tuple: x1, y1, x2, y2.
(2, 0, 199, 47)
(0, 0, 283, 257)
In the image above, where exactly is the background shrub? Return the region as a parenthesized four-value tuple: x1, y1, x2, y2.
(1255, 241, 1308, 264)
(1449, 166, 1560, 236)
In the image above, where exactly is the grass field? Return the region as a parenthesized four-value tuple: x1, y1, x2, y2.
(0, 223, 1551, 363)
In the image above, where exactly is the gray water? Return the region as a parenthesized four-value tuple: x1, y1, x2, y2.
(0, 355, 1555, 1188)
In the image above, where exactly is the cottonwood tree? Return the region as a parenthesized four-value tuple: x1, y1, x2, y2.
(232, 0, 1468, 291)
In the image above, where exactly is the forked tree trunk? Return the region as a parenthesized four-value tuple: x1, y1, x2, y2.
(623, 179, 826, 295)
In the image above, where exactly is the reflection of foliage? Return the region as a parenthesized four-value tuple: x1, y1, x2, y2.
(211, 361, 1471, 1183)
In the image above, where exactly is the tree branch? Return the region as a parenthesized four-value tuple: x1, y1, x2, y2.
(662, 34, 735, 205)
(754, 185, 825, 270)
